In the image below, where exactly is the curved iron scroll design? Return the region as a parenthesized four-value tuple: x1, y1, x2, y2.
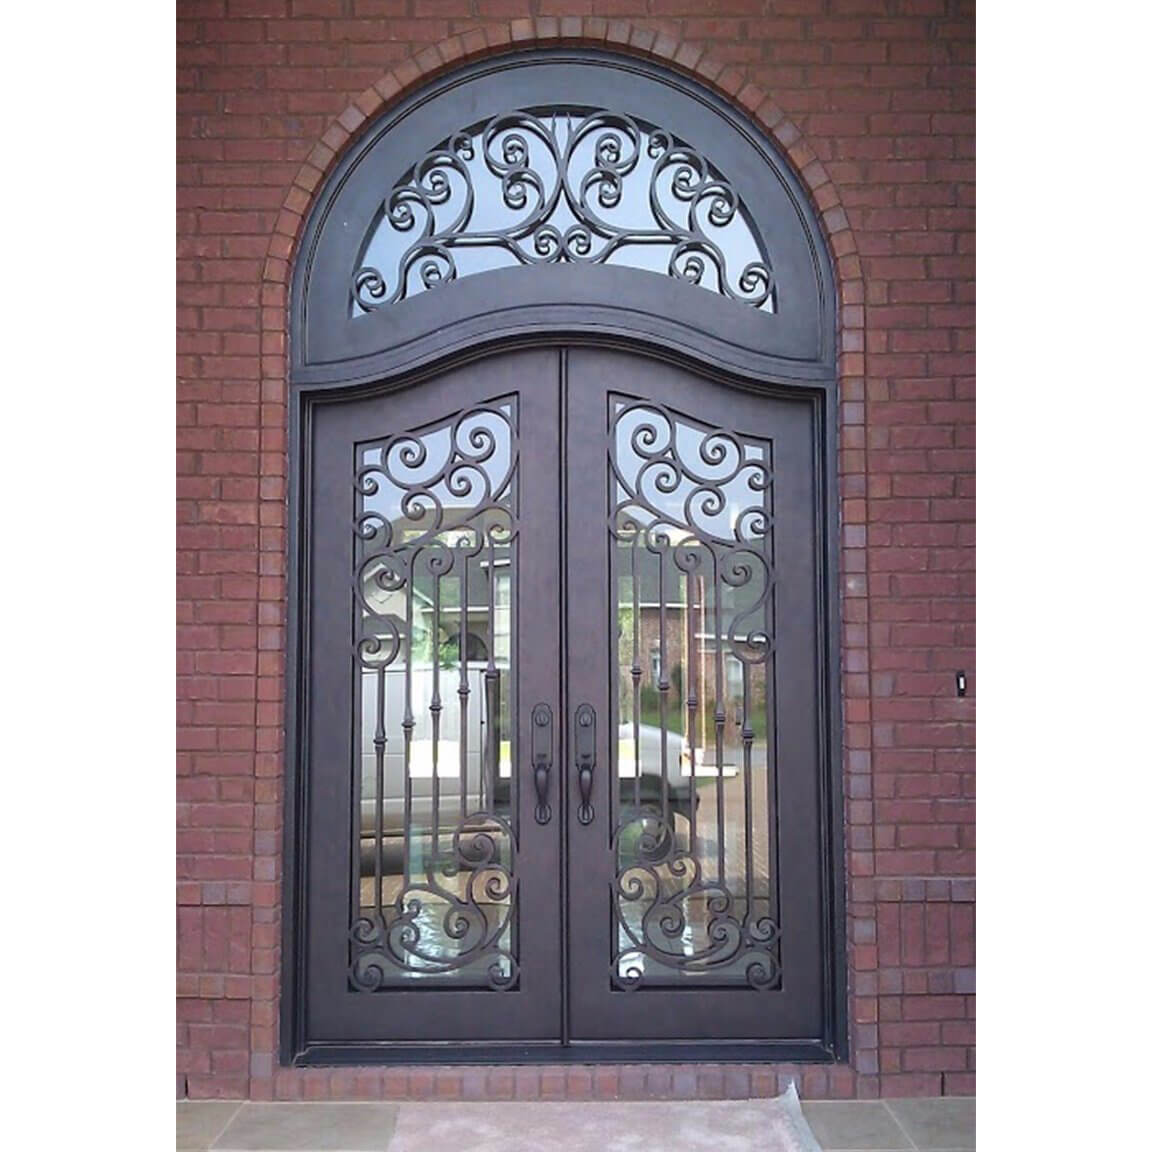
(350, 400, 520, 991)
(352, 107, 776, 315)
(609, 398, 781, 991)
(350, 813, 519, 991)
(611, 398, 772, 550)
(613, 807, 780, 991)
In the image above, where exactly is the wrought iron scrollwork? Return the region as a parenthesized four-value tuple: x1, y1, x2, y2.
(353, 403, 518, 573)
(352, 107, 776, 314)
(612, 398, 772, 549)
(609, 399, 781, 991)
(612, 806, 780, 991)
(350, 813, 519, 991)
(350, 400, 520, 990)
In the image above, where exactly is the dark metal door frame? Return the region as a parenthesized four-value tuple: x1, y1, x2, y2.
(281, 48, 845, 1066)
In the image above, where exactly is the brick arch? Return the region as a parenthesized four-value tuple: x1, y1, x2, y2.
(260, 19, 864, 326)
(251, 18, 873, 1102)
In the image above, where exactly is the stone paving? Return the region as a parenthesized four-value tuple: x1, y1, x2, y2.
(177, 1094, 975, 1152)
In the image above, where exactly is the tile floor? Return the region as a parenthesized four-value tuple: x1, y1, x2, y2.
(177, 1095, 975, 1152)
(801, 1098, 975, 1151)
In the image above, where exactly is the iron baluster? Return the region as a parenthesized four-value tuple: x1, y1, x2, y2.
(485, 536, 499, 825)
(431, 556, 444, 860)
(657, 543, 670, 823)
(686, 570, 699, 855)
(402, 559, 416, 894)
(741, 660, 754, 930)
(458, 544, 470, 822)
(374, 666, 386, 918)
(631, 533, 641, 813)
(713, 551, 726, 889)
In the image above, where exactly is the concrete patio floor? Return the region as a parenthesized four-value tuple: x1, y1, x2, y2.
(178, 1096, 975, 1152)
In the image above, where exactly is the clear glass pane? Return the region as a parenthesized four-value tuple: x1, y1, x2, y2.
(349, 402, 520, 990)
(353, 107, 775, 315)
(610, 398, 781, 990)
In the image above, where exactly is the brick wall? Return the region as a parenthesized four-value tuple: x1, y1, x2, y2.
(177, 0, 975, 1100)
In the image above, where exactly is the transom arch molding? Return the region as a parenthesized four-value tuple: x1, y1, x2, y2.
(291, 49, 838, 387)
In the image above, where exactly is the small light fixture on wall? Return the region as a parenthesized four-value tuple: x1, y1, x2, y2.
(956, 670, 967, 698)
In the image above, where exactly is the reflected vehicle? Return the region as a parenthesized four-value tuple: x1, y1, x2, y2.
(616, 722, 701, 837)
(357, 637, 510, 879)
(357, 658, 701, 877)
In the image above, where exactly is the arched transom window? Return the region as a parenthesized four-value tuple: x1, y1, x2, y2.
(352, 107, 776, 315)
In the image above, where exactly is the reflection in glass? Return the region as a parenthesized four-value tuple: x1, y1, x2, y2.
(609, 398, 781, 990)
(348, 402, 519, 990)
(352, 107, 775, 315)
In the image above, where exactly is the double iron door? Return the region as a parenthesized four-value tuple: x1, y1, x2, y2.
(302, 345, 829, 1055)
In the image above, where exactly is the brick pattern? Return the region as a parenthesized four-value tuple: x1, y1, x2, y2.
(177, 0, 975, 1102)
(258, 1063, 861, 1101)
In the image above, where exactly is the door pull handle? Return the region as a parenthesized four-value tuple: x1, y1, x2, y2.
(531, 703, 553, 825)
(575, 702, 596, 826)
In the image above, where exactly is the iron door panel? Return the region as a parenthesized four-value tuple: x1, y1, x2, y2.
(303, 349, 562, 1044)
(564, 346, 829, 1043)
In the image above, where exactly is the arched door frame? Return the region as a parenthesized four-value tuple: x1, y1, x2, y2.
(280, 46, 847, 1066)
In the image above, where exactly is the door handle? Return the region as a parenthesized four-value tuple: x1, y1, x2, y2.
(531, 703, 553, 825)
(575, 703, 596, 826)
